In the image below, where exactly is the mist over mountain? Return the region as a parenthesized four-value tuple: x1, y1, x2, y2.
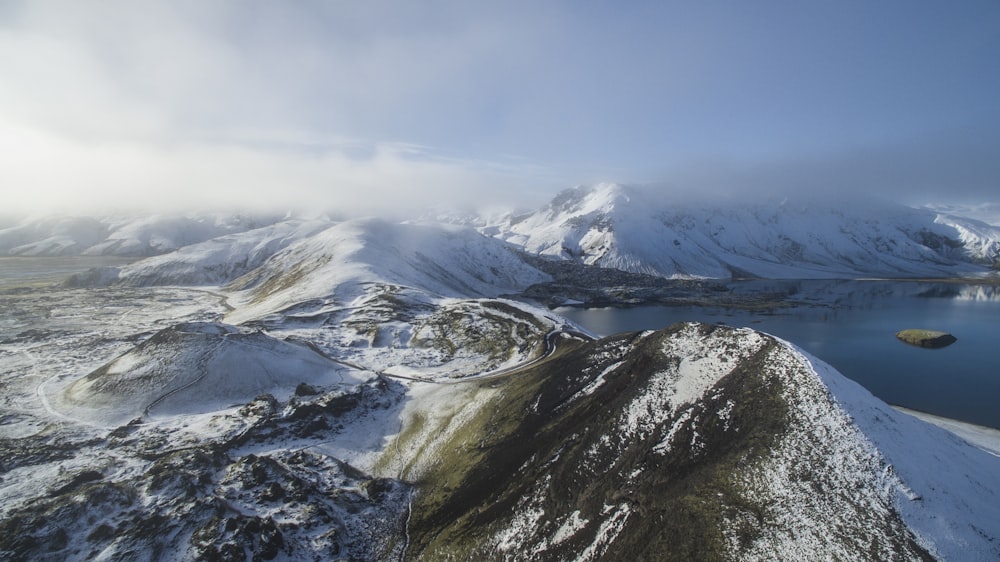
(0, 213, 286, 257)
(10, 184, 998, 288)
(480, 184, 1000, 279)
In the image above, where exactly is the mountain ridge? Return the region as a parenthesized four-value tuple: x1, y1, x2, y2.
(389, 322, 999, 561)
(9, 185, 1000, 284)
(483, 184, 999, 279)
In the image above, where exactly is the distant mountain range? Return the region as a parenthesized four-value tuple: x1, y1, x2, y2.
(0, 213, 285, 257)
(482, 183, 1000, 278)
(7, 185, 998, 282)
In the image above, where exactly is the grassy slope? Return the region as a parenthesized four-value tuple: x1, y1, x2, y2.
(389, 323, 931, 561)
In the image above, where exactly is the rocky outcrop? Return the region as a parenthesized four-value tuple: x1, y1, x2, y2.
(895, 329, 957, 349)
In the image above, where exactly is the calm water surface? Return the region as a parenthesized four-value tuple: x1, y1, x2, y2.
(557, 280, 1000, 428)
(0, 256, 135, 289)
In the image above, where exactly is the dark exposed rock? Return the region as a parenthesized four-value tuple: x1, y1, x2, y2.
(49, 470, 103, 497)
(294, 382, 320, 396)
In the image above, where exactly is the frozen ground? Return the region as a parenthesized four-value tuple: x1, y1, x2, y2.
(0, 279, 418, 560)
(0, 248, 569, 560)
(0, 284, 230, 435)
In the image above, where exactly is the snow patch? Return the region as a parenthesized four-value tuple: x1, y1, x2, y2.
(550, 510, 589, 545)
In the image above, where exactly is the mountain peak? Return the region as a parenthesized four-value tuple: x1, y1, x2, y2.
(547, 183, 632, 216)
(396, 322, 1000, 560)
(490, 184, 997, 278)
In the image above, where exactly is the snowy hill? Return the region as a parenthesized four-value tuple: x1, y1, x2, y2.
(486, 184, 998, 278)
(224, 217, 551, 323)
(4, 195, 1000, 560)
(393, 322, 1000, 560)
(66, 218, 332, 287)
(0, 213, 284, 257)
(55, 321, 367, 426)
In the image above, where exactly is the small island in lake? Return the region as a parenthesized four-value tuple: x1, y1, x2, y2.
(895, 329, 957, 349)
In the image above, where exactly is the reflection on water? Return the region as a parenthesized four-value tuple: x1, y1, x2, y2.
(955, 285, 1000, 301)
(557, 280, 1000, 429)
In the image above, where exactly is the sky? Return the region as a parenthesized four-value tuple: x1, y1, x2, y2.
(1, 0, 998, 214)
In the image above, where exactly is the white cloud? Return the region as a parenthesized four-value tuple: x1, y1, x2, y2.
(0, 1, 564, 214)
(0, 125, 549, 214)
(1, 0, 997, 213)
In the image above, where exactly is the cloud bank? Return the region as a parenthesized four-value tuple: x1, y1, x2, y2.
(1, 126, 551, 214)
(1, 0, 997, 214)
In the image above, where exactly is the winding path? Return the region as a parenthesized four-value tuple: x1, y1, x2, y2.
(374, 327, 592, 386)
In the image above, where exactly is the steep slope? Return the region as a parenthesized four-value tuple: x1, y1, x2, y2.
(931, 213, 1000, 267)
(224, 217, 551, 324)
(55, 321, 368, 426)
(490, 184, 994, 279)
(390, 322, 999, 561)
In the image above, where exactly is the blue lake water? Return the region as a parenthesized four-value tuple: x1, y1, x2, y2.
(556, 279, 1000, 429)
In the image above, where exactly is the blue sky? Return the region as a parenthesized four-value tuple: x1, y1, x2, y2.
(2, 0, 998, 213)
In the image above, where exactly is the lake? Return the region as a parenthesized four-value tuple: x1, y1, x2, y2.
(556, 279, 1000, 429)
(0, 256, 135, 289)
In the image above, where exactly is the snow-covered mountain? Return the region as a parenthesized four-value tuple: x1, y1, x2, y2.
(3, 198, 1000, 559)
(66, 218, 332, 287)
(931, 212, 1000, 266)
(4, 190, 1000, 560)
(394, 322, 1000, 560)
(57, 321, 366, 427)
(10, 186, 1000, 282)
(0, 213, 284, 257)
(223, 217, 551, 324)
(925, 202, 1000, 227)
(485, 184, 999, 279)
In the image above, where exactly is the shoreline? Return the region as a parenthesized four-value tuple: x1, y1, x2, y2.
(892, 406, 1000, 457)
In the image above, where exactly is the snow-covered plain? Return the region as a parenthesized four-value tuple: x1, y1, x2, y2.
(893, 407, 1000, 458)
